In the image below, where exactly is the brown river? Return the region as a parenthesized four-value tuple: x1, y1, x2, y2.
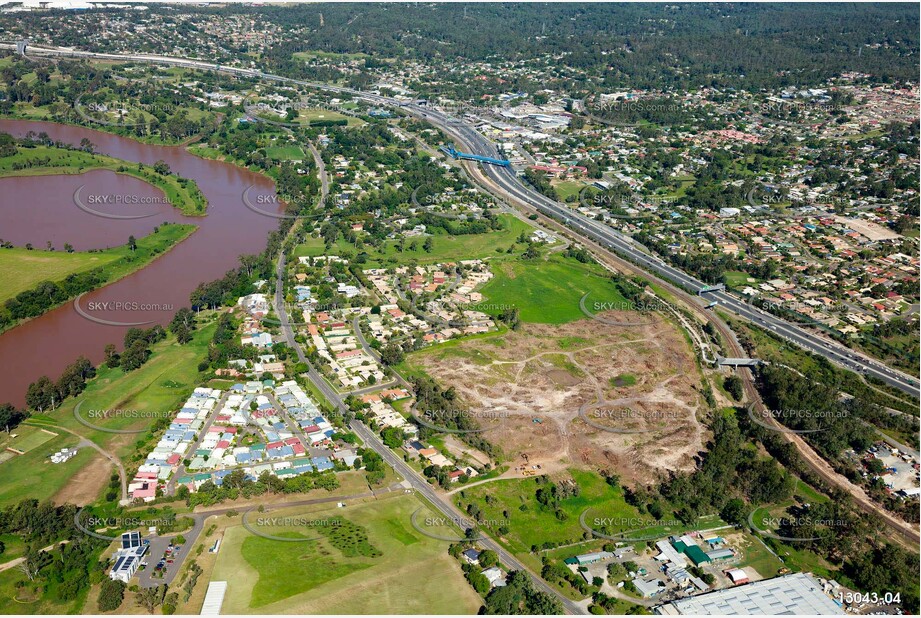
(0, 120, 283, 406)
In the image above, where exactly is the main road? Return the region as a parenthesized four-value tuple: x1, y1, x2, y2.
(264, 141, 585, 614)
(7, 41, 913, 399)
(10, 41, 917, 546)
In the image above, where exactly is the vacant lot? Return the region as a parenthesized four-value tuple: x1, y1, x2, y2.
(211, 495, 482, 614)
(405, 312, 705, 484)
(479, 254, 629, 323)
(0, 249, 120, 304)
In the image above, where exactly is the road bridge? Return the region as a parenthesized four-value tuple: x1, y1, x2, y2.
(716, 357, 763, 367)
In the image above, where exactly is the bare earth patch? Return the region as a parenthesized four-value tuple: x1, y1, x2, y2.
(52, 451, 110, 506)
(414, 313, 708, 485)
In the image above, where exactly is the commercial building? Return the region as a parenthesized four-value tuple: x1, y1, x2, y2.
(108, 532, 148, 583)
(656, 573, 845, 615)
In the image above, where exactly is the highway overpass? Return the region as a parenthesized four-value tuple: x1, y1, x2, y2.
(5, 41, 916, 400)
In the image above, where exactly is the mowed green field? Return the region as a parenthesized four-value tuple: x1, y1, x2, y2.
(479, 254, 629, 323)
(723, 270, 757, 287)
(265, 145, 306, 161)
(210, 495, 482, 614)
(46, 318, 218, 455)
(0, 249, 121, 304)
(297, 108, 363, 127)
(0, 224, 196, 316)
(0, 425, 57, 453)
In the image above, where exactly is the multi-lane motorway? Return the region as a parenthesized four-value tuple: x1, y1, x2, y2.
(6, 41, 918, 399)
(404, 104, 919, 399)
(7, 39, 918, 595)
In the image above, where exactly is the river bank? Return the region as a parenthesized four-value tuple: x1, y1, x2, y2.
(0, 223, 197, 336)
(0, 118, 284, 407)
(0, 142, 208, 216)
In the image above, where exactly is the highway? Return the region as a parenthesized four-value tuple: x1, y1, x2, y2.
(9, 40, 917, 550)
(407, 104, 919, 399)
(6, 41, 917, 398)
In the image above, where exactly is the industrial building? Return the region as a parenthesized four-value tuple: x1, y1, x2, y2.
(565, 551, 614, 566)
(656, 573, 845, 615)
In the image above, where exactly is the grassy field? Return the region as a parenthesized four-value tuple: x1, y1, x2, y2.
(297, 108, 363, 127)
(210, 494, 482, 614)
(0, 249, 120, 304)
(454, 469, 726, 575)
(0, 566, 80, 615)
(732, 531, 785, 579)
(264, 145, 306, 161)
(0, 223, 196, 306)
(0, 425, 57, 454)
(294, 213, 535, 267)
(0, 430, 94, 509)
(0, 534, 26, 561)
(552, 180, 586, 201)
(479, 253, 630, 323)
(723, 270, 757, 287)
(0, 145, 207, 216)
(455, 470, 642, 556)
(0, 318, 217, 508)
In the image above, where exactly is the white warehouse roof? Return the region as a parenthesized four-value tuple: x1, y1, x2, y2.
(658, 573, 844, 615)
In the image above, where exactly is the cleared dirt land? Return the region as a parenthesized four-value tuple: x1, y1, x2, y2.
(408, 313, 708, 485)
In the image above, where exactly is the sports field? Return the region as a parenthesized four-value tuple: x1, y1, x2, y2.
(1, 425, 57, 454)
(298, 108, 363, 127)
(210, 495, 482, 614)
